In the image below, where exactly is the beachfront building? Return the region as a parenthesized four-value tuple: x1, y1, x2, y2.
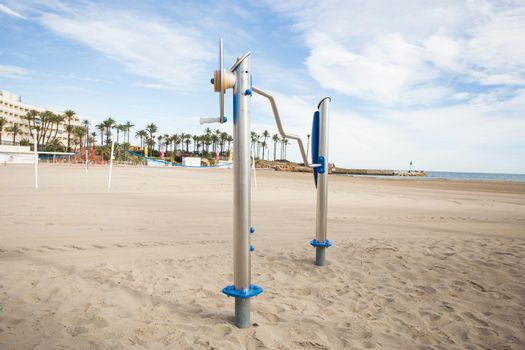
(0, 90, 80, 146)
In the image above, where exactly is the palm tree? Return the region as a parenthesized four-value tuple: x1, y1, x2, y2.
(146, 123, 157, 146)
(163, 134, 170, 153)
(64, 110, 76, 152)
(215, 129, 221, 150)
(48, 113, 65, 145)
(226, 134, 233, 155)
(82, 119, 90, 149)
(102, 118, 115, 145)
(272, 134, 280, 161)
(170, 134, 178, 155)
(146, 136, 155, 155)
(219, 132, 228, 155)
(157, 135, 163, 153)
(283, 137, 290, 160)
(96, 123, 105, 146)
(179, 134, 185, 154)
(114, 124, 124, 144)
(72, 126, 86, 152)
(184, 134, 192, 153)
(262, 130, 270, 160)
(203, 133, 211, 153)
(211, 133, 219, 154)
(37, 111, 55, 146)
(250, 131, 257, 159)
(23, 109, 38, 131)
(124, 121, 135, 143)
(135, 130, 148, 150)
(196, 135, 204, 154)
(6, 124, 21, 145)
(192, 135, 199, 153)
(0, 117, 7, 145)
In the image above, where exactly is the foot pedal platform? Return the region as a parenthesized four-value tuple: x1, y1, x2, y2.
(310, 239, 332, 248)
(222, 284, 263, 299)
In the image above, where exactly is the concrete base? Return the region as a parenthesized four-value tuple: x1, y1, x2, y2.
(234, 298, 251, 328)
(315, 246, 326, 266)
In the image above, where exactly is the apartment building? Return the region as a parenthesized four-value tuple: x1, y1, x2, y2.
(0, 90, 80, 145)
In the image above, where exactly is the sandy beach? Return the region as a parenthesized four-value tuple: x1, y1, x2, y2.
(0, 164, 524, 349)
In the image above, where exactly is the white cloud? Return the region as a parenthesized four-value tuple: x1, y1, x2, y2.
(0, 64, 29, 79)
(306, 32, 444, 104)
(268, 0, 525, 104)
(326, 92, 525, 172)
(0, 4, 26, 19)
(423, 34, 463, 71)
(465, 3, 525, 85)
(38, 5, 213, 90)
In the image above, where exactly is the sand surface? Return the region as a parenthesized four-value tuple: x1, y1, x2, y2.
(1, 165, 524, 349)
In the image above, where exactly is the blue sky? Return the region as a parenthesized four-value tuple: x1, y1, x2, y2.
(1, 0, 524, 173)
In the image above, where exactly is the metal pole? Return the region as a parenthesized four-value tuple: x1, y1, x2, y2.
(232, 54, 252, 328)
(85, 132, 89, 173)
(108, 140, 114, 190)
(315, 98, 330, 266)
(34, 129, 38, 189)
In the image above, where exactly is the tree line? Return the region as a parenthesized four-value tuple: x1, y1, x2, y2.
(1, 110, 294, 161)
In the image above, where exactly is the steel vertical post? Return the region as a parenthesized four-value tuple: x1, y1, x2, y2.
(34, 129, 38, 189)
(232, 54, 252, 328)
(315, 98, 330, 266)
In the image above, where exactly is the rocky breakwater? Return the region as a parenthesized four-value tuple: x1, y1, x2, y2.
(255, 160, 426, 177)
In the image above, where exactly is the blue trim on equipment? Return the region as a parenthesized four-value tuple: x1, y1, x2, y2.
(318, 155, 326, 174)
(310, 239, 332, 248)
(244, 88, 252, 96)
(250, 244, 254, 252)
(210, 78, 214, 84)
(223, 116, 228, 123)
(311, 111, 320, 187)
(222, 284, 263, 299)
(250, 227, 255, 234)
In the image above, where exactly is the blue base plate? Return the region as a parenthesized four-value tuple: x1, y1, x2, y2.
(310, 239, 332, 248)
(222, 284, 263, 299)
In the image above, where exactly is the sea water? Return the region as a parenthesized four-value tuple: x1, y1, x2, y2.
(346, 171, 525, 182)
(426, 171, 525, 182)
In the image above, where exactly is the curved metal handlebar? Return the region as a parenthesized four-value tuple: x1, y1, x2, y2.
(251, 86, 309, 166)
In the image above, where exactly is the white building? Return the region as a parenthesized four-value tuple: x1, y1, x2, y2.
(0, 90, 80, 146)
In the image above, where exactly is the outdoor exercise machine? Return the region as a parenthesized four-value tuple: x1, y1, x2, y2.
(201, 39, 331, 328)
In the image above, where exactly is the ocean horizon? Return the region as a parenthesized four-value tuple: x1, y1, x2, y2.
(426, 171, 525, 182)
(347, 171, 525, 182)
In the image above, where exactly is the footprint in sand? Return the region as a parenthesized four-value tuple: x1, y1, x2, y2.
(463, 311, 490, 327)
(65, 245, 86, 250)
(66, 325, 88, 337)
(42, 245, 66, 252)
